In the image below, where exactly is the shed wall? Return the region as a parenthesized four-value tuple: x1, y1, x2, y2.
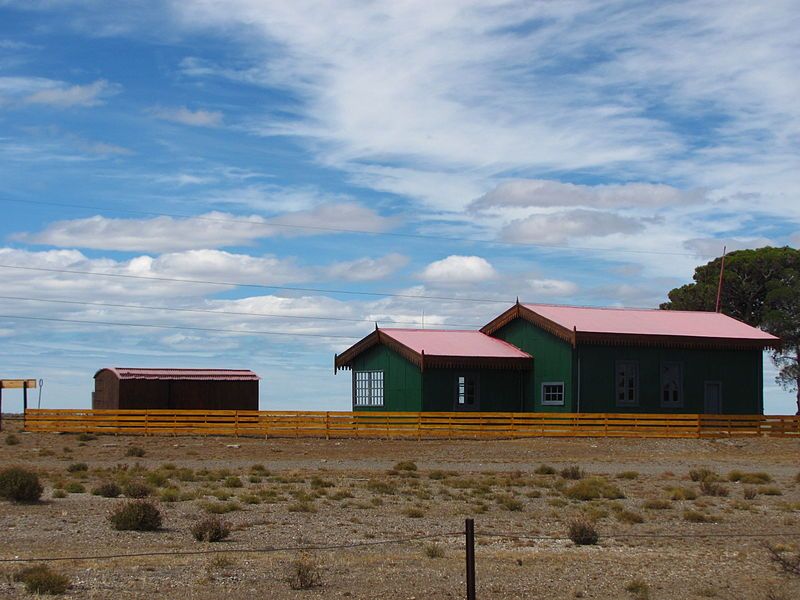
(117, 379, 258, 410)
(422, 369, 524, 411)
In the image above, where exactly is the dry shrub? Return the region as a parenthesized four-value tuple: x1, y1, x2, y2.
(123, 481, 153, 498)
(14, 564, 70, 595)
(667, 486, 698, 501)
(65, 482, 85, 494)
(560, 465, 585, 480)
(564, 478, 624, 501)
(287, 552, 321, 590)
(567, 518, 598, 545)
(534, 464, 556, 475)
(77, 433, 97, 442)
(728, 471, 771, 484)
(616, 471, 640, 480)
(202, 501, 241, 514)
(125, 446, 145, 457)
(66, 463, 88, 473)
(624, 578, 650, 600)
(109, 500, 162, 531)
(92, 482, 122, 498)
(394, 461, 417, 472)
(403, 507, 425, 518)
(683, 509, 713, 523)
(699, 480, 729, 497)
(743, 487, 758, 500)
(191, 516, 231, 542)
(760, 485, 783, 496)
(0, 467, 43, 503)
(366, 479, 396, 494)
(689, 468, 718, 482)
(642, 498, 671, 510)
(424, 543, 445, 558)
(616, 509, 645, 524)
(5, 433, 20, 446)
(224, 476, 243, 488)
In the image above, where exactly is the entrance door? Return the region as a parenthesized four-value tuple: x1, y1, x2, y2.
(704, 382, 722, 414)
(455, 374, 479, 411)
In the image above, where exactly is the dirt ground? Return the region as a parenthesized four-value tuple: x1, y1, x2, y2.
(1, 417, 799, 599)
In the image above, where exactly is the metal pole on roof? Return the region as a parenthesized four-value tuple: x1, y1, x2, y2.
(715, 246, 727, 313)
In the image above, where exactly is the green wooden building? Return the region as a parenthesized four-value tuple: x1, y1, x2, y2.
(335, 303, 779, 414)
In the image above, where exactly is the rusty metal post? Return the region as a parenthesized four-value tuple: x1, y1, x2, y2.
(465, 518, 476, 600)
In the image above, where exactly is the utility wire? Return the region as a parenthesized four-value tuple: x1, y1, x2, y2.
(0, 263, 514, 304)
(0, 313, 362, 339)
(0, 295, 484, 329)
(1, 196, 698, 258)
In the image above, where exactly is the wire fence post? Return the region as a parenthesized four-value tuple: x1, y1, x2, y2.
(465, 518, 476, 600)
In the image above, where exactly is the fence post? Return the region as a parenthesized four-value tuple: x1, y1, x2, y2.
(465, 518, 476, 600)
(325, 412, 330, 440)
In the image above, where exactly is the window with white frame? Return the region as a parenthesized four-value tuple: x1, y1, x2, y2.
(354, 370, 384, 407)
(660, 362, 683, 408)
(615, 361, 639, 406)
(456, 374, 478, 407)
(541, 382, 565, 406)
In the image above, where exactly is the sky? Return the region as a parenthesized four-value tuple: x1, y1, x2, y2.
(0, 0, 798, 413)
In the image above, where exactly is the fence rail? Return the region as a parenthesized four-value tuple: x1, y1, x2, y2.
(21, 409, 800, 439)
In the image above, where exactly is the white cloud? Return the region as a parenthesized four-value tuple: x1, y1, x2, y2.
(0, 77, 117, 108)
(471, 180, 703, 211)
(325, 254, 408, 282)
(419, 255, 496, 284)
(527, 278, 578, 298)
(149, 105, 224, 127)
(682, 237, 774, 259)
(16, 204, 394, 252)
(500, 210, 644, 245)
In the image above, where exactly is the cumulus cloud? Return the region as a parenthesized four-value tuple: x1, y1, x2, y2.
(149, 105, 224, 127)
(16, 203, 394, 252)
(0, 77, 117, 108)
(419, 255, 497, 284)
(682, 237, 774, 259)
(500, 210, 644, 244)
(325, 254, 408, 282)
(471, 180, 703, 211)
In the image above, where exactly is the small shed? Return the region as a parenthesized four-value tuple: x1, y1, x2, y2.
(92, 368, 260, 411)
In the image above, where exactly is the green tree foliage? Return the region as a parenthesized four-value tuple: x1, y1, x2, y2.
(661, 246, 800, 414)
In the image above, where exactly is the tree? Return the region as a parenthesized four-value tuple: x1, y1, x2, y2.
(661, 246, 800, 415)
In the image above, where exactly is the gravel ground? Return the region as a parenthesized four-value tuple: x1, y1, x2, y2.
(1, 420, 799, 599)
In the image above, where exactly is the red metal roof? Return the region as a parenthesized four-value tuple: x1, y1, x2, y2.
(522, 304, 778, 341)
(96, 368, 260, 381)
(379, 329, 531, 358)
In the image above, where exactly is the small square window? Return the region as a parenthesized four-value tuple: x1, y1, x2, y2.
(541, 382, 564, 406)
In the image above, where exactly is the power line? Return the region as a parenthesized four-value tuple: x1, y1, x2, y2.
(0, 313, 362, 340)
(0, 263, 514, 304)
(1, 196, 698, 258)
(0, 295, 484, 329)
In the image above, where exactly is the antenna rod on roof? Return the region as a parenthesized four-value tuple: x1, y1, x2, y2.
(715, 246, 727, 313)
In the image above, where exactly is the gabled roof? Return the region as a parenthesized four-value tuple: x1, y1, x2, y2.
(481, 303, 780, 349)
(335, 328, 532, 371)
(95, 368, 260, 381)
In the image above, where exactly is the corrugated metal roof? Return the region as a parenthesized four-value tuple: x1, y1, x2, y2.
(97, 368, 260, 381)
(523, 304, 778, 341)
(379, 329, 532, 358)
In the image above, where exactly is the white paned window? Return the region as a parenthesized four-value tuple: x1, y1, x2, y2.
(615, 361, 639, 407)
(661, 362, 683, 408)
(456, 375, 477, 407)
(541, 382, 565, 406)
(354, 371, 384, 407)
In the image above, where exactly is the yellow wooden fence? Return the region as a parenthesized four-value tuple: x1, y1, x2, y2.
(22, 409, 800, 439)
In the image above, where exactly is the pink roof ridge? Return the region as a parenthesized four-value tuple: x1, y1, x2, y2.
(378, 328, 531, 358)
(521, 303, 778, 341)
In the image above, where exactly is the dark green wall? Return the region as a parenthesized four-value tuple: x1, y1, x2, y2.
(349, 344, 422, 411)
(492, 318, 574, 412)
(422, 369, 525, 412)
(577, 345, 763, 414)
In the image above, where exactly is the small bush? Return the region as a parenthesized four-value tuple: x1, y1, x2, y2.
(393, 460, 418, 472)
(5, 433, 20, 445)
(642, 498, 671, 510)
(0, 467, 43, 503)
(65, 482, 85, 494)
(224, 476, 243, 488)
(428, 470, 447, 480)
(123, 481, 153, 498)
(624, 578, 650, 600)
(683, 509, 713, 523)
(689, 468, 718, 482)
(728, 471, 771, 484)
(250, 463, 268, 473)
(287, 501, 316, 513)
(109, 500, 162, 531)
(159, 487, 181, 502)
(560, 465, 585, 480)
(92, 482, 122, 498)
(67, 462, 88, 473)
(14, 564, 70, 595)
(699, 480, 729, 497)
(496, 494, 523, 511)
(760, 485, 782, 496)
(77, 433, 97, 442)
(52, 489, 67, 499)
(287, 552, 321, 590)
(667, 486, 698, 501)
(125, 446, 146, 457)
(616, 510, 645, 524)
(743, 487, 758, 500)
(564, 478, 624, 501)
(567, 518, 598, 545)
(403, 507, 425, 518)
(424, 543, 445, 558)
(310, 476, 333, 489)
(366, 479, 396, 494)
(191, 515, 230, 542)
(145, 471, 168, 487)
(202, 501, 240, 514)
(616, 471, 639, 480)
(534, 464, 557, 475)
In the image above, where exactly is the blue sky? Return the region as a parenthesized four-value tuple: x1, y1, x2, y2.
(0, 1, 798, 413)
